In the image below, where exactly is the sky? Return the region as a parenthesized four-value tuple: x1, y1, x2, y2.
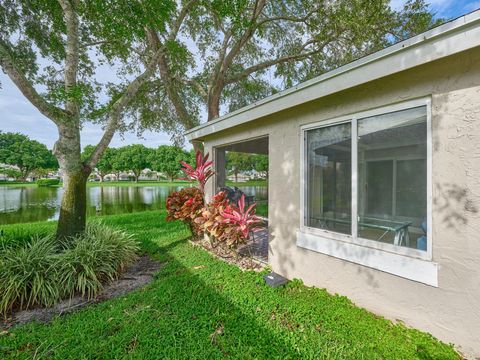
(0, 0, 479, 150)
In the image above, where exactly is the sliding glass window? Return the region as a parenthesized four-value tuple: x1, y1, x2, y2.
(303, 104, 429, 253)
(306, 123, 351, 235)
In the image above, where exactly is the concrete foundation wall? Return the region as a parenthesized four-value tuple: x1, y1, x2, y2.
(202, 48, 480, 357)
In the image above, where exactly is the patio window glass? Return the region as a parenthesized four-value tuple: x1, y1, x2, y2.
(306, 123, 351, 234)
(357, 106, 427, 249)
(303, 104, 429, 254)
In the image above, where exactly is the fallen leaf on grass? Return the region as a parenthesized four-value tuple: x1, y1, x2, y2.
(210, 324, 224, 345)
(192, 265, 206, 270)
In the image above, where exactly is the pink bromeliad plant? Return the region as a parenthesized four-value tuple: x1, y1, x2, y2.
(220, 194, 262, 248)
(180, 150, 214, 193)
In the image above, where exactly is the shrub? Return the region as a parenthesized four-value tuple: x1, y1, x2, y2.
(196, 193, 262, 249)
(36, 178, 60, 187)
(0, 222, 139, 315)
(219, 194, 262, 248)
(166, 187, 204, 235)
(194, 191, 230, 244)
(180, 151, 214, 192)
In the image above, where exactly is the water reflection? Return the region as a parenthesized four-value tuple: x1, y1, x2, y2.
(0, 185, 267, 225)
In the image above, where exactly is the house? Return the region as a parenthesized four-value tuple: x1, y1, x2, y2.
(185, 11, 480, 357)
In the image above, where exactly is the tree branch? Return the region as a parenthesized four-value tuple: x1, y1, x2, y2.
(58, 0, 80, 117)
(86, 50, 161, 169)
(168, 0, 197, 41)
(224, 40, 331, 85)
(0, 39, 67, 125)
(174, 77, 208, 100)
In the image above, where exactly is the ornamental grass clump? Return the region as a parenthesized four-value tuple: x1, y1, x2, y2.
(0, 236, 60, 315)
(0, 222, 139, 316)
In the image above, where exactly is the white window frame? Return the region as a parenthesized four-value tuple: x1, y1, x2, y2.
(298, 98, 436, 286)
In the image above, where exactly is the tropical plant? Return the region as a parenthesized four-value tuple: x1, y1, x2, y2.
(194, 191, 230, 245)
(180, 151, 214, 193)
(220, 194, 262, 248)
(166, 187, 204, 236)
(0, 222, 139, 315)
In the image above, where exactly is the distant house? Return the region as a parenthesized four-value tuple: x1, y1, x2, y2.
(185, 12, 480, 357)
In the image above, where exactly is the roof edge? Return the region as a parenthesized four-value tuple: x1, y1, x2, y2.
(186, 9, 480, 141)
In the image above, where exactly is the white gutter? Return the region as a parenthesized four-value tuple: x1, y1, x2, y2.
(185, 10, 480, 141)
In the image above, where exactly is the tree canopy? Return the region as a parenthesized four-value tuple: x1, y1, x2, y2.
(0, 132, 58, 180)
(115, 144, 153, 182)
(150, 145, 190, 182)
(128, 0, 441, 142)
(81, 145, 117, 181)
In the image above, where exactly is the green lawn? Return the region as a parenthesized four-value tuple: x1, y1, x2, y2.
(226, 179, 267, 187)
(0, 182, 36, 187)
(0, 212, 458, 359)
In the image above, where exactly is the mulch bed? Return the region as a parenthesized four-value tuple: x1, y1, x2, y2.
(1, 255, 162, 329)
(189, 238, 266, 271)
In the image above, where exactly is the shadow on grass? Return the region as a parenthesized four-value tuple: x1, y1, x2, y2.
(0, 215, 298, 359)
(0, 211, 459, 359)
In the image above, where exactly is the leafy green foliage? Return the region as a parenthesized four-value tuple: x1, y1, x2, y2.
(150, 145, 189, 181)
(0, 222, 138, 315)
(114, 145, 153, 182)
(0, 212, 458, 359)
(226, 151, 253, 182)
(128, 0, 441, 141)
(0, 132, 58, 180)
(82, 145, 117, 180)
(36, 178, 60, 187)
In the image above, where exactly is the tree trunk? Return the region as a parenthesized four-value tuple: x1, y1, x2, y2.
(234, 171, 238, 183)
(56, 170, 88, 239)
(54, 122, 90, 240)
(207, 82, 223, 121)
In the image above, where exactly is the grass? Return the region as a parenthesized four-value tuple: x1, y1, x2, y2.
(0, 182, 36, 187)
(226, 179, 267, 187)
(0, 212, 458, 359)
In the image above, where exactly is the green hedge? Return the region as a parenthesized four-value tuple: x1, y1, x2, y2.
(36, 178, 60, 187)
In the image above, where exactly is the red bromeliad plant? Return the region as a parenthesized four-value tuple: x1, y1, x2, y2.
(181, 151, 214, 193)
(166, 187, 204, 236)
(219, 194, 262, 248)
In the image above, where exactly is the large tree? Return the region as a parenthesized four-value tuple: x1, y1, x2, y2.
(0, 0, 174, 238)
(81, 145, 117, 182)
(150, 145, 189, 182)
(226, 152, 254, 183)
(130, 0, 440, 139)
(116, 145, 153, 182)
(0, 132, 58, 181)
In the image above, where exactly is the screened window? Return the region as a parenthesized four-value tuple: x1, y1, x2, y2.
(306, 123, 351, 234)
(304, 105, 429, 253)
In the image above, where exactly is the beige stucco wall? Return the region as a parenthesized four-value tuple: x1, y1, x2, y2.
(201, 47, 480, 358)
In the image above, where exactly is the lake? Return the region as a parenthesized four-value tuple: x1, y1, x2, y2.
(0, 185, 268, 225)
